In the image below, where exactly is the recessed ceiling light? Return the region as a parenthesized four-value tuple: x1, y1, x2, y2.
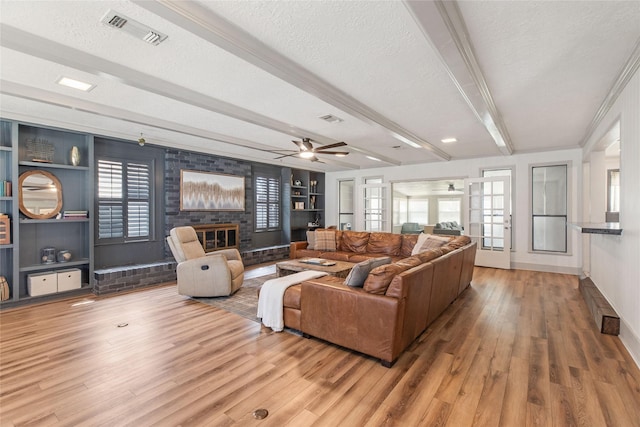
(56, 77, 95, 92)
(299, 151, 314, 158)
(366, 156, 381, 161)
(441, 138, 457, 143)
(335, 153, 347, 157)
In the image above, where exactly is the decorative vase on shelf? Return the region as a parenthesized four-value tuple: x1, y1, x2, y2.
(41, 247, 56, 264)
(70, 146, 80, 166)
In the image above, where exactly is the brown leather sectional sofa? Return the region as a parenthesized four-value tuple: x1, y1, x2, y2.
(283, 230, 477, 367)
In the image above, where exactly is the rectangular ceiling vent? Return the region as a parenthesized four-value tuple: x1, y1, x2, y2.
(319, 114, 344, 123)
(100, 10, 168, 46)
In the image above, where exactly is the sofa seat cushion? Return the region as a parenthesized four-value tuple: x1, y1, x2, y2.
(366, 232, 402, 256)
(283, 284, 302, 309)
(296, 249, 324, 258)
(340, 231, 370, 253)
(319, 251, 353, 262)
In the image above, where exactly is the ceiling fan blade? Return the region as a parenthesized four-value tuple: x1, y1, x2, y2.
(315, 151, 349, 156)
(314, 141, 347, 151)
(274, 153, 299, 159)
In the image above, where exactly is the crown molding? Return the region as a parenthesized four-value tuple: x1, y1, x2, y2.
(580, 37, 640, 149)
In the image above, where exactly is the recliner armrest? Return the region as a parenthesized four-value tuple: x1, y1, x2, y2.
(207, 248, 242, 263)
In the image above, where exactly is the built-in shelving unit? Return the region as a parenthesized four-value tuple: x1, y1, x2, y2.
(0, 120, 94, 306)
(0, 121, 15, 301)
(289, 169, 325, 242)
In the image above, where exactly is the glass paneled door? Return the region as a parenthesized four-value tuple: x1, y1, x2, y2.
(357, 179, 389, 232)
(464, 176, 511, 269)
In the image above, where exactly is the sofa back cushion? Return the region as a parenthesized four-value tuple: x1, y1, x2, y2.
(366, 232, 402, 256)
(363, 262, 414, 294)
(343, 256, 392, 287)
(340, 231, 370, 253)
(447, 235, 472, 249)
(415, 248, 444, 263)
(400, 234, 420, 258)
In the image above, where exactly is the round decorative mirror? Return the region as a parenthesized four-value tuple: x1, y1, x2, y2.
(18, 170, 63, 219)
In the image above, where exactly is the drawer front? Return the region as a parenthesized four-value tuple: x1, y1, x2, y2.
(28, 273, 58, 296)
(57, 269, 82, 292)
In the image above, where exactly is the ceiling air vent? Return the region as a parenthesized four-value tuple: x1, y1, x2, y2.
(100, 10, 168, 46)
(319, 114, 344, 123)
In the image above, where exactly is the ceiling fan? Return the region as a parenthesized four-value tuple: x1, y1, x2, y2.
(274, 138, 349, 161)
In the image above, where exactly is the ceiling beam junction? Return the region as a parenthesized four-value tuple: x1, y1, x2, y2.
(404, 0, 514, 156)
(133, 0, 450, 161)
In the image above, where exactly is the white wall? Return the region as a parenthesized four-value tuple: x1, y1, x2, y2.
(583, 69, 640, 366)
(325, 148, 583, 274)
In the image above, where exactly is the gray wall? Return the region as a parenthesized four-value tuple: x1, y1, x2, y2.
(94, 138, 166, 268)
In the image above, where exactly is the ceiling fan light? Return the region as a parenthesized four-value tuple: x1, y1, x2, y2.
(299, 151, 314, 159)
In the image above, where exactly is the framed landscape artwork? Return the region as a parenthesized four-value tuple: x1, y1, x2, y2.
(180, 170, 245, 211)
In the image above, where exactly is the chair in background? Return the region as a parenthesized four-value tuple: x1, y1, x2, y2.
(167, 226, 244, 297)
(400, 222, 423, 234)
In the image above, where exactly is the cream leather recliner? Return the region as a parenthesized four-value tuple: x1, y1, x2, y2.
(167, 226, 244, 297)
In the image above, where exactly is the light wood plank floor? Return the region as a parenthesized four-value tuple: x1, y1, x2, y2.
(1, 267, 639, 426)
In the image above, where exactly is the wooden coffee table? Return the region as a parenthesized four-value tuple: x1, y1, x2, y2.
(276, 259, 355, 279)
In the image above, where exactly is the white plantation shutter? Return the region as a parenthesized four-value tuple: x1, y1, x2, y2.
(127, 163, 150, 238)
(268, 177, 280, 229)
(255, 175, 280, 231)
(98, 158, 152, 241)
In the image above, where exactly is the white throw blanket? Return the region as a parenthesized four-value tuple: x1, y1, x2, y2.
(257, 270, 328, 332)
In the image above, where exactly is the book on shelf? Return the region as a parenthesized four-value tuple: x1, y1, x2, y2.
(62, 210, 88, 219)
(0, 181, 11, 197)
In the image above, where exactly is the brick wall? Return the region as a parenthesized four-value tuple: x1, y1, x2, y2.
(164, 149, 253, 257)
(94, 261, 177, 295)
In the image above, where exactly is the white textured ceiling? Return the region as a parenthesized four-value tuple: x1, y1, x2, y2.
(0, 0, 638, 171)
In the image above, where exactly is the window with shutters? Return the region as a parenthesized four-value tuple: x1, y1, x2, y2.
(97, 158, 152, 242)
(255, 174, 280, 232)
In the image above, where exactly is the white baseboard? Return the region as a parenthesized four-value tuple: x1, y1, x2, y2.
(620, 318, 640, 369)
(510, 262, 582, 275)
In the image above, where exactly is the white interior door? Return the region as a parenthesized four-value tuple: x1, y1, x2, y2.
(464, 176, 511, 269)
(355, 182, 389, 232)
